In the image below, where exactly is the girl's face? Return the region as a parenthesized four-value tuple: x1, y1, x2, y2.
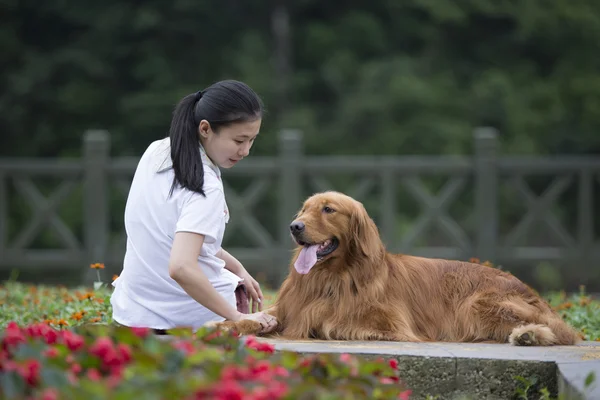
(198, 119, 262, 169)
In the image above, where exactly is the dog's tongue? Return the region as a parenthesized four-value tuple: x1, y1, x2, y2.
(294, 244, 319, 274)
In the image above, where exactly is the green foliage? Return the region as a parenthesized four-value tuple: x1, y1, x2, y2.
(0, 322, 411, 399)
(514, 371, 596, 400)
(546, 285, 600, 341)
(3, 1, 600, 157)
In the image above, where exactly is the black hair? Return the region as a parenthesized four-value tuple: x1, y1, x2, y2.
(168, 80, 264, 197)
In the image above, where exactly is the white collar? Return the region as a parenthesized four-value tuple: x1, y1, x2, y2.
(153, 138, 221, 177)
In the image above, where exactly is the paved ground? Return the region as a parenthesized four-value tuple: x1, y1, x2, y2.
(256, 337, 600, 399)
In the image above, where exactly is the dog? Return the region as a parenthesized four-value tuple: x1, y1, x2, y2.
(215, 191, 581, 346)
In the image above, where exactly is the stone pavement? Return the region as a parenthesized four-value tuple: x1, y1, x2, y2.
(255, 337, 600, 400)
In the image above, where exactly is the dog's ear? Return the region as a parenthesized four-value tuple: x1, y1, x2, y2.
(348, 202, 382, 258)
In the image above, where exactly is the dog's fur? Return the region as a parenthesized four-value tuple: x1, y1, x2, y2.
(216, 191, 581, 346)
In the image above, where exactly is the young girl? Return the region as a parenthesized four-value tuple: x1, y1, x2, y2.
(110, 80, 278, 334)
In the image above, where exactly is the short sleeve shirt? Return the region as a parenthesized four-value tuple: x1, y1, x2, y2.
(110, 138, 239, 329)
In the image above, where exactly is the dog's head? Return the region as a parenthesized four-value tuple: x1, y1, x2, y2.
(289, 191, 382, 274)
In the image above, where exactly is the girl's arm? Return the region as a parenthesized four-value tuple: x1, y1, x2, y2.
(218, 248, 244, 275)
(169, 231, 242, 321)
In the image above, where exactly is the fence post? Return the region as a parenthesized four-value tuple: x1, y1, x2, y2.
(81, 130, 110, 285)
(474, 127, 499, 264)
(277, 129, 303, 286)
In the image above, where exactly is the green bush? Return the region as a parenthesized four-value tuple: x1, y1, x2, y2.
(0, 322, 411, 400)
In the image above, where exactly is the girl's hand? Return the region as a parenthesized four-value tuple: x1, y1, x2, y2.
(236, 269, 264, 313)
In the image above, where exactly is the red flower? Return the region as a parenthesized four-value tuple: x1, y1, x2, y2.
(116, 343, 132, 364)
(221, 365, 248, 381)
(212, 380, 246, 400)
(130, 327, 150, 338)
(43, 347, 59, 358)
(245, 336, 275, 354)
(89, 337, 113, 359)
(389, 358, 399, 370)
(24, 323, 46, 338)
(102, 348, 123, 369)
(3, 321, 26, 350)
(266, 381, 288, 399)
(273, 365, 290, 378)
(61, 330, 84, 352)
(172, 340, 195, 356)
(107, 365, 124, 389)
(42, 328, 58, 345)
(20, 359, 41, 386)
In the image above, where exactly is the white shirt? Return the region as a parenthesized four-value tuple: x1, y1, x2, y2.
(110, 138, 241, 330)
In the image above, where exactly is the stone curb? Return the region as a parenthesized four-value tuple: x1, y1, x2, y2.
(255, 338, 600, 400)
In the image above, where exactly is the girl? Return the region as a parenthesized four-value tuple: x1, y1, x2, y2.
(110, 80, 278, 334)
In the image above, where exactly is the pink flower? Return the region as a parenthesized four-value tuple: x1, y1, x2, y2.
(248, 381, 288, 400)
(40, 388, 59, 400)
(87, 368, 101, 381)
(339, 353, 352, 364)
(398, 389, 412, 400)
(70, 363, 82, 375)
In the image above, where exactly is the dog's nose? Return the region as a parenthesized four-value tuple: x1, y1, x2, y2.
(290, 221, 305, 234)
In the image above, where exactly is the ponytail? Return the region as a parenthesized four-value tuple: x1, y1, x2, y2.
(169, 92, 205, 197)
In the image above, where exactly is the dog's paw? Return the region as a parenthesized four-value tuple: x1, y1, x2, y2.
(202, 320, 239, 335)
(509, 324, 556, 346)
(229, 320, 264, 336)
(203, 319, 264, 336)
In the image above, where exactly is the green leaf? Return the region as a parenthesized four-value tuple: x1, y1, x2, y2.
(585, 371, 596, 388)
(165, 327, 194, 338)
(40, 366, 69, 388)
(0, 371, 26, 398)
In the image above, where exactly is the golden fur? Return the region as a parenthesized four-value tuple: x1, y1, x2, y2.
(216, 191, 581, 346)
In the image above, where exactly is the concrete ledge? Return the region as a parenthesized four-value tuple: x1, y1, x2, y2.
(257, 338, 600, 400)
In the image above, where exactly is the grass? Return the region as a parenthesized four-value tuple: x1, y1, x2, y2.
(0, 279, 598, 341)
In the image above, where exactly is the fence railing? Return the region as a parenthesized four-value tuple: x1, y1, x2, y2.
(0, 128, 599, 286)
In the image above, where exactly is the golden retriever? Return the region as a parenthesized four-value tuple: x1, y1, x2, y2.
(216, 191, 581, 346)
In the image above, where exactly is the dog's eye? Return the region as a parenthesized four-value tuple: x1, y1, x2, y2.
(323, 206, 335, 214)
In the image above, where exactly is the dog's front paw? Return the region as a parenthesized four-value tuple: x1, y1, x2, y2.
(202, 320, 238, 335)
(203, 319, 263, 336)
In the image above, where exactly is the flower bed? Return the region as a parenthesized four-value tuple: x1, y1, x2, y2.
(0, 321, 412, 399)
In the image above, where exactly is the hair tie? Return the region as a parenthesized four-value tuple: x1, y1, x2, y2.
(194, 90, 204, 102)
